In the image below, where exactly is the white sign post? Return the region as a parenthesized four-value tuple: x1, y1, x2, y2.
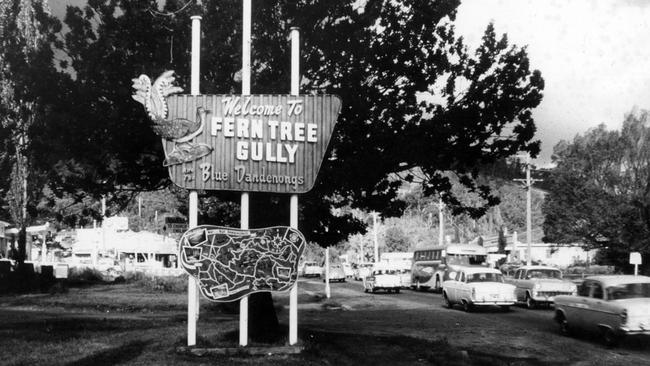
(186, 14, 202, 348)
(288, 26, 300, 346)
(139, 2, 339, 350)
(630, 252, 642, 276)
(325, 246, 331, 298)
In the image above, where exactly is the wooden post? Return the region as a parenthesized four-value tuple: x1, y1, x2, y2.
(187, 14, 202, 348)
(239, 0, 252, 348)
(239, 193, 249, 346)
(525, 154, 532, 266)
(289, 26, 300, 346)
(188, 191, 199, 346)
(325, 246, 331, 298)
(373, 212, 379, 263)
(438, 198, 444, 246)
(514, 153, 541, 266)
(289, 194, 299, 344)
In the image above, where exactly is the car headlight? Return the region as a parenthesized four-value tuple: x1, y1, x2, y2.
(620, 309, 628, 325)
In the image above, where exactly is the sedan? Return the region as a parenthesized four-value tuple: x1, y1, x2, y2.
(554, 275, 650, 346)
(321, 264, 346, 282)
(442, 267, 516, 312)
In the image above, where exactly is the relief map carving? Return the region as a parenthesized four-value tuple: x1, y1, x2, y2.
(179, 225, 306, 302)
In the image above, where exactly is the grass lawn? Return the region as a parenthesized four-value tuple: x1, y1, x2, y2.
(0, 281, 488, 366)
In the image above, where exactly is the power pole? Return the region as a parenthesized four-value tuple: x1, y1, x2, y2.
(373, 212, 380, 263)
(438, 197, 444, 246)
(514, 154, 542, 266)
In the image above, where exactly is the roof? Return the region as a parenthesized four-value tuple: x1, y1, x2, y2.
(517, 265, 561, 271)
(585, 275, 650, 287)
(456, 266, 501, 275)
(446, 244, 488, 254)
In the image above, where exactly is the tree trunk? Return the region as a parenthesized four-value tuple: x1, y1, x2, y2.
(247, 292, 280, 343)
(17, 227, 26, 264)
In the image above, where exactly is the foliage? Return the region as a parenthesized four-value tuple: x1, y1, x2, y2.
(25, 0, 544, 245)
(126, 272, 189, 293)
(383, 226, 411, 252)
(543, 110, 650, 272)
(0, 0, 63, 264)
(68, 267, 104, 283)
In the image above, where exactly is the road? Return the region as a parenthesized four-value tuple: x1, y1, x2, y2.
(287, 277, 650, 366)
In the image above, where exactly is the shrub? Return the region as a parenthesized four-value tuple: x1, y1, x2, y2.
(68, 267, 104, 284)
(124, 271, 189, 293)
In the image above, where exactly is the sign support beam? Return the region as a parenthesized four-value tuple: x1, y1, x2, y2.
(187, 14, 202, 348)
(289, 26, 300, 346)
(239, 0, 251, 348)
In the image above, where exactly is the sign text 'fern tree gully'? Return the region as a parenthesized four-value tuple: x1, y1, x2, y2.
(166, 94, 341, 193)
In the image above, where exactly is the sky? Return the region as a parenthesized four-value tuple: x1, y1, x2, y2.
(455, 0, 650, 165)
(49, 0, 650, 165)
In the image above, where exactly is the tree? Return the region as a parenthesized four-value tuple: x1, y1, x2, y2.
(543, 111, 650, 273)
(41, 0, 543, 241)
(0, 0, 61, 266)
(40, 0, 543, 341)
(383, 226, 410, 252)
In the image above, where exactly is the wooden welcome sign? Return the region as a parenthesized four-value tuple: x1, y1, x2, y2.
(132, 72, 341, 194)
(167, 94, 341, 193)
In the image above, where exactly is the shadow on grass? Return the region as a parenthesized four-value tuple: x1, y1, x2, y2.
(0, 315, 169, 342)
(64, 340, 150, 366)
(299, 329, 550, 366)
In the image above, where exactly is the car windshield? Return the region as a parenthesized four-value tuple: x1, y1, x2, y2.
(607, 282, 650, 300)
(446, 255, 486, 266)
(526, 269, 561, 279)
(467, 272, 503, 283)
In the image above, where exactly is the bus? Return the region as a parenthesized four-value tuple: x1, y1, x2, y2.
(410, 243, 488, 292)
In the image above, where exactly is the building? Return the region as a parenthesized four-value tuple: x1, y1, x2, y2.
(474, 232, 597, 268)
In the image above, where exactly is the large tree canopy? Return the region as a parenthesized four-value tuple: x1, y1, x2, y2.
(27, 0, 543, 245)
(543, 110, 650, 271)
(0, 0, 62, 263)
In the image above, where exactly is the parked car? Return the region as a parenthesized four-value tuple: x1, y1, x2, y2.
(507, 265, 577, 308)
(96, 258, 123, 278)
(341, 263, 354, 278)
(354, 262, 374, 281)
(301, 261, 322, 278)
(363, 264, 402, 293)
(442, 267, 516, 312)
(321, 264, 347, 282)
(554, 275, 650, 346)
(398, 268, 412, 288)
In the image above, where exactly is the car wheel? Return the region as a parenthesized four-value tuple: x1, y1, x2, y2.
(602, 328, 621, 347)
(557, 313, 571, 336)
(526, 294, 536, 309)
(364, 288, 368, 293)
(371, 287, 376, 294)
(462, 301, 473, 313)
(443, 293, 452, 308)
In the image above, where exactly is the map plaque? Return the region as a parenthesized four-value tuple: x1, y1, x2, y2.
(179, 225, 306, 302)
